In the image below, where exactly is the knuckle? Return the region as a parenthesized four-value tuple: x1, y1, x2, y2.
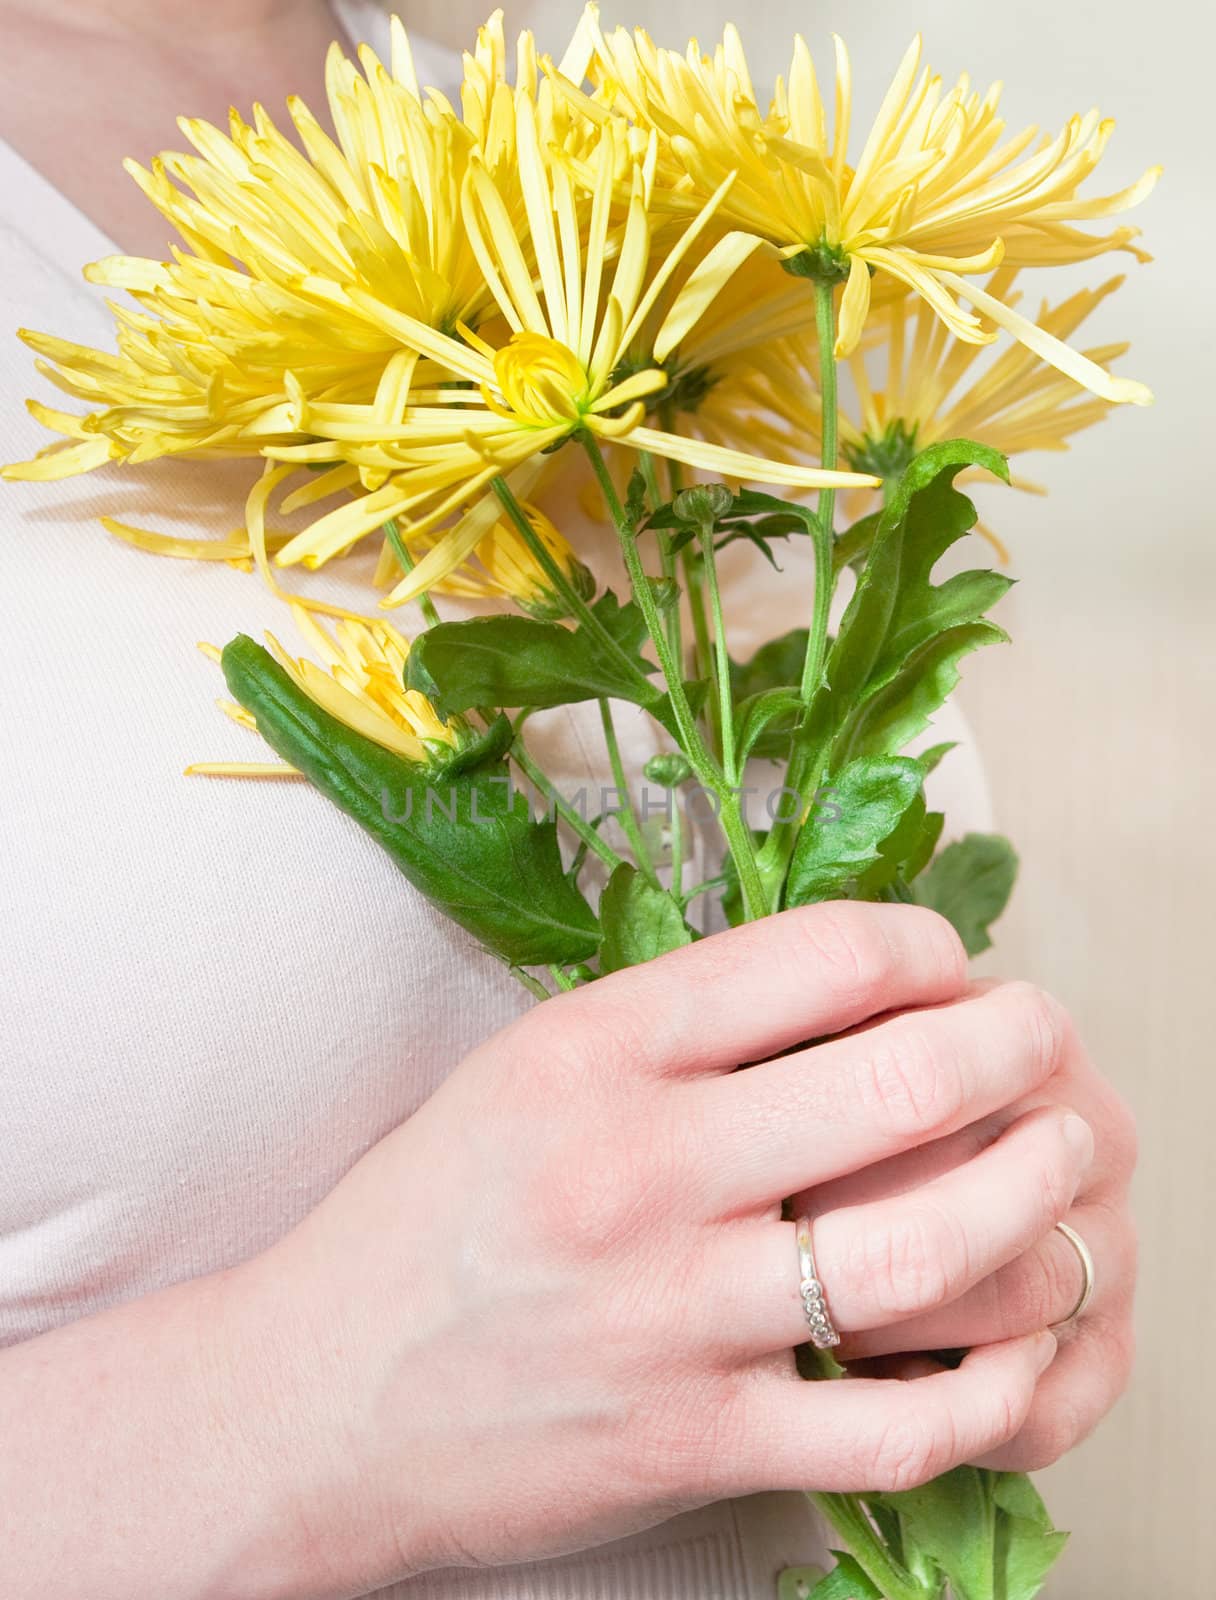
(906, 906, 969, 987)
(1036, 1128, 1086, 1227)
(1002, 982, 1066, 1082)
(794, 904, 895, 999)
(561, 995, 659, 1080)
(1015, 1404, 1079, 1471)
(629, 1376, 744, 1499)
(521, 1118, 673, 1261)
(1102, 1315, 1138, 1392)
(1103, 1089, 1141, 1183)
(867, 1411, 957, 1493)
(996, 1246, 1065, 1334)
(859, 1023, 964, 1141)
(856, 1204, 965, 1318)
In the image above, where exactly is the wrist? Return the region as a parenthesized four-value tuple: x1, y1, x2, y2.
(201, 1203, 448, 1593)
(198, 1242, 436, 1600)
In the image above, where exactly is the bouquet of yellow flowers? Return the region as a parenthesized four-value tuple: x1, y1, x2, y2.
(4, 9, 1157, 1596)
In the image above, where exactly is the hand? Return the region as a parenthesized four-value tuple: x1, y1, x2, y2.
(807, 980, 1138, 1473)
(218, 903, 1094, 1592)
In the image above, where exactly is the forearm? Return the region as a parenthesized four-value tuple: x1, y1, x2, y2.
(0, 1255, 376, 1600)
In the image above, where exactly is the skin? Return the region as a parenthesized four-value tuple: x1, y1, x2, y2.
(0, 5, 1139, 1593)
(0, 904, 1137, 1596)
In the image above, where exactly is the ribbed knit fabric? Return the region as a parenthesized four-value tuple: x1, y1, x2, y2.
(0, 7, 993, 1594)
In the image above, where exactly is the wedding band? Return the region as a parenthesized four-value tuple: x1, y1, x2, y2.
(795, 1215, 841, 1348)
(1052, 1222, 1096, 1328)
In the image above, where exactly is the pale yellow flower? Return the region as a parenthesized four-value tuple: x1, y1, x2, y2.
(188, 602, 460, 778)
(383, 501, 596, 619)
(561, 7, 1157, 403)
(2, 13, 543, 486)
(258, 101, 875, 604)
(696, 268, 1133, 552)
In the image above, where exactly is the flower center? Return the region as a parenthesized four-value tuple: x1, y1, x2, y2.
(493, 334, 590, 427)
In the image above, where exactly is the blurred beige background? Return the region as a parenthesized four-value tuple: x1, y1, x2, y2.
(409, 0, 1212, 1592)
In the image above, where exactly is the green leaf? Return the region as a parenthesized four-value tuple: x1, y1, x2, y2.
(836, 621, 1008, 765)
(405, 591, 699, 741)
(734, 686, 806, 767)
(991, 1471, 1069, 1600)
(877, 1467, 997, 1600)
(815, 441, 1010, 760)
(405, 593, 656, 718)
(597, 863, 695, 974)
(731, 627, 811, 701)
(832, 511, 882, 574)
(911, 833, 1020, 956)
(785, 756, 925, 909)
(222, 636, 599, 967)
(902, 808, 945, 885)
(729, 628, 810, 760)
(776, 1566, 827, 1600)
(852, 791, 930, 898)
(795, 1553, 883, 1599)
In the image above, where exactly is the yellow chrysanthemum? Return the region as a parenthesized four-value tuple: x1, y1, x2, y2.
(379, 500, 596, 619)
(696, 268, 1133, 552)
(188, 602, 460, 777)
(2, 13, 555, 486)
(562, 8, 1157, 402)
(255, 100, 875, 604)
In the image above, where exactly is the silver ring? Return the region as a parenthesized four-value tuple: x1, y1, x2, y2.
(1052, 1222, 1096, 1328)
(795, 1215, 841, 1348)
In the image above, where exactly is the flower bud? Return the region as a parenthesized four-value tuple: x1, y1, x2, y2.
(673, 482, 734, 526)
(644, 752, 693, 789)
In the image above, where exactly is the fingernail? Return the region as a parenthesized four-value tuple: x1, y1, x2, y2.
(1033, 1330, 1059, 1374)
(1061, 1114, 1095, 1164)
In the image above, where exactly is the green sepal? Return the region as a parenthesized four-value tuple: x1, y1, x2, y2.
(651, 484, 818, 567)
(221, 635, 599, 967)
(597, 863, 695, 974)
(428, 712, 514, 778)
(785, 756, 926, 909)
(911, 832, 1019, 956)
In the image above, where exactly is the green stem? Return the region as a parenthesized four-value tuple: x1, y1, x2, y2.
(656, 405, 714, 747)
(638, 450, 688, 899)
(679, 873, 728, 906)
(599, 698, 659, 884)
(510, 738, 623, 874)
(757, 278, 844, 910)
(682, 547, 717, 749)
(383, 517, 442, 631)
(668, 782, 684, 902)
(581, 432, 766, 922)
(809, 1493, 929, 1600)
(548, 964, 576, 993)
(508, 965, 553, 1002)
(799, 278, 838, 703)
(698, 522, 738, 786)
(490, 476, 649, 696)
